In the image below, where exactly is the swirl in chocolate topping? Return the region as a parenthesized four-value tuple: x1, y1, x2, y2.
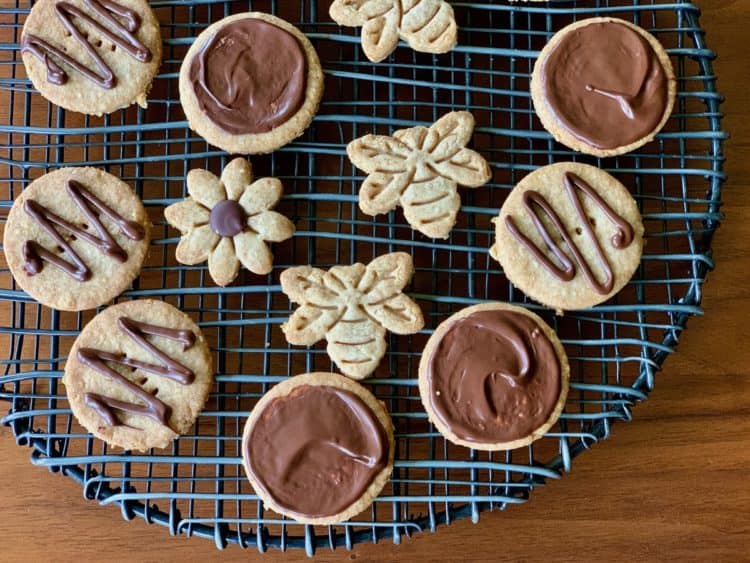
(245, 385, 389, 518)
(504, 172, 635, 295)
(78, 317, 197, 429)
(540, 21, 669, 150)
(20, 0, 152, 89)
(22, 179, 145, 282)
(426, 309, 561, 444)
(188, 18, 307, 135)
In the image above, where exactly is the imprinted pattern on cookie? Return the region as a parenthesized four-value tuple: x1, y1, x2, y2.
(347, 111, 492, 239)
(280, 252, 424, 379)
(164, 158, 295, 287)
(21, 0, 153, 89)
(330, 0, 458, 62)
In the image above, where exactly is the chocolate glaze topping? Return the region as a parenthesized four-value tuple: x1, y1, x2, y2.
(540, 21, 669, 150)
(21, 0, 152, 89)
(504, 172, 635, 295)
(426, 309, 561, 444)
(188, 17, 307, 135)
(245, 384, 389, 518)
(209, 200, 246, 238)
(22, 179, 145, 282)
(77, 316, 197, 429)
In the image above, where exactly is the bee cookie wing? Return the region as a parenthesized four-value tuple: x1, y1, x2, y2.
(400, 0, 457, 55)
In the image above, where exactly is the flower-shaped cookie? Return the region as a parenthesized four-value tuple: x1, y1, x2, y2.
(165, 158, 294, 286)
(347, 111, 492, 239)
(280, 252, 424, 380)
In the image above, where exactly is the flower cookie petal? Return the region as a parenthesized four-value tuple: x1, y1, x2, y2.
(164, 198, 210, 233)
(248, 211, 295, 242)
(221, 158, 254, 201)
(208, 236, 240, 286)
(239, 178, 283, 215)
(187, 169, 226, 209)
(175, 224, 219, 265)
(235, 231, 274, 275)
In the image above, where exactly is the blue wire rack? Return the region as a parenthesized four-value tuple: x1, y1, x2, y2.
(0, 0, 726, 556)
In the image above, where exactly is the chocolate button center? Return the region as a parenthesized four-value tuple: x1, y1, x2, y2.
(209, 200, 246, 238)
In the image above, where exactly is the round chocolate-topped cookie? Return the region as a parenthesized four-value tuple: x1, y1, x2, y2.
(531, 17, 676, 157)
(21, 0, 162, 115)
(3, 167, 152, 311)
(418, 303, 569, 451)
(242, 372, 394, 525)
(179, 12, 324, 154)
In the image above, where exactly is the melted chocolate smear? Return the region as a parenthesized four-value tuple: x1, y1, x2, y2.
(427, 309, 561, 444)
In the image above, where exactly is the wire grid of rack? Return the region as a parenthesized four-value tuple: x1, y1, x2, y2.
(0, 0, 725, 556)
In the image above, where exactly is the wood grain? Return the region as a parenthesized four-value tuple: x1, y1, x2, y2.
(0, 2, 748, 562)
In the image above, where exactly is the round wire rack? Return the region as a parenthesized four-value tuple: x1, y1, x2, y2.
(0, 0, 726, 556)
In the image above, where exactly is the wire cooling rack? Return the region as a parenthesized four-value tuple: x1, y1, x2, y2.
(0, 0, 725, 556)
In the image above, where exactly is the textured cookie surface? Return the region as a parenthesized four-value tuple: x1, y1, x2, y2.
(329, 0, 458, 62)
(3, 167, 151, 311)
(241, 372, 395, 525)
(418, 302, 570, 451)
(348, 111, 492, 239)
(530, 17, 676, 157)
(21, 0, 162, 115)
(280, 252, 424, 379)
(63, 300, 213, 451)
(490, 162, 644, 311)
(179, 12, 324, 154)
(164, 158, 295, 287)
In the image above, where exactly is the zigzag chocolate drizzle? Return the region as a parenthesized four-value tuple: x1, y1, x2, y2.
(20, 0, 152, 89)
(78, 316, 197, 429)
(22, 179, 145, 282)
(504, 172, 635, 295)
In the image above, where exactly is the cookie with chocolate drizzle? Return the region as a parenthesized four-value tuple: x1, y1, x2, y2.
(490, 162, 645, 311)
(3, 167, 151, 311)
(64, 300, 213, 451)
(20, 0, 162, 115)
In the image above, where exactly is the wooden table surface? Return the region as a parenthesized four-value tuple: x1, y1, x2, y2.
(1, 2, 748, 562)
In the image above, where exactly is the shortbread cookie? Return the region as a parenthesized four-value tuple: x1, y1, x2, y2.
(63, 300, 213, 451)
(531, 17, 676, 157)
(164, 158, 294, 287)
(348, 111, 492, 239)
(490, 162, 644, 311)
(179, 12, 324, 154)
(4, 167, 151, 311)
(280, 252, 424, 379)
(21, 0, 162, 115)
(418, 302, 569, 451)
(242, 372, 394, 525)
(330, 0, 458, 62)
